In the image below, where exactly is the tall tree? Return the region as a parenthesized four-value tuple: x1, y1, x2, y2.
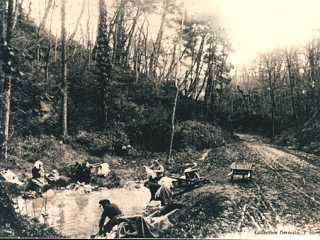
(259, 52, 283, 137)
(149, 0, 177, 79)
(112, 0, 127, 65)
(123, 4, 141, 67)
(96, 0, 112, 127)
(285, 49, 297, 120)
(167, 10, 185, 162)
(0, 0, 15, 161)
(61, 0, 68, 140)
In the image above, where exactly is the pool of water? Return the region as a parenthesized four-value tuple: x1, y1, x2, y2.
(15, 182, 151, 238)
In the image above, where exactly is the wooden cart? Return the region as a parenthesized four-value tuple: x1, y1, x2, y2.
(171, 166, 209, 190)
(229, 162, 254, 182)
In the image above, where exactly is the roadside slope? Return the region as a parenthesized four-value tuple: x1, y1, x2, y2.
(165, 134, 320, 238)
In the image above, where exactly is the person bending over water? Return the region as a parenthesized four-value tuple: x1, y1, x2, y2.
(98, 199, 123, 235)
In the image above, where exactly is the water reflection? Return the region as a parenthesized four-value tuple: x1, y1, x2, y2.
(16, 182, 150, 238)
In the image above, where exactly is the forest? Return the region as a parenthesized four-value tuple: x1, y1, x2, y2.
(1, 0, 320, 239)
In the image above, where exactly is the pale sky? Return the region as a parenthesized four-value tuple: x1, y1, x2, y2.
(25, 0, 320, 69)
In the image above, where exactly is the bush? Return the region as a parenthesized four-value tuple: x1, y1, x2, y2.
(126, 104, 172, 152)
(298, 112, 320, 145)
(74, 126, 130, 156)
(74, 131, 114, 156)
(8, 135, 88, 171)
(174, 121, 233, 150)
(127, 120, 234, 152)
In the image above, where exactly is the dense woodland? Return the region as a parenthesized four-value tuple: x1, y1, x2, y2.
(0, 0, 234, 160)
(230, 45, 320, 137)
(1, 0, 320, 162)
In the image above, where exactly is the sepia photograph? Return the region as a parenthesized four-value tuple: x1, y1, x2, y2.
(1, 0, 320, 239)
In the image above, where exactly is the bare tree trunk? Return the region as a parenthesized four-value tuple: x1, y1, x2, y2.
(54, 34, 58, 62)
(61, 0, 68, 140)
(86, 0, 92, 66)
(164, 44, 177, 82)
(45, 43, 51, 92)
(204, 43, 215, 114)
(168, 86, 178, 162)
(268, 70, 276, 138)
(149, 0, 168, 79)
(133, 21, 145, 82)
(285, 53, 297, 120)
(124, 7, 140, 67)
(38, 0, 54, 33)
(68, 0, 86, 42)
(1, 76, 12, 161)
(1, 0, 14, 162)
(168, 7, 184, 162)
(143, 23, 149, 77)
(11, 0, 21, 31)
(188, 34, 206, 98)
(6, 0, 14, 41)
(195, 68, 208, 101)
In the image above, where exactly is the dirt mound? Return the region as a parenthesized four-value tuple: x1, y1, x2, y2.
(162, 191, 227, 238)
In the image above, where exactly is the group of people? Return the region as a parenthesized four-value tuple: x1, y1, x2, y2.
(97, 159, 173, 236)
(30, 160, 70, 191)
(31, 158, 173, 237)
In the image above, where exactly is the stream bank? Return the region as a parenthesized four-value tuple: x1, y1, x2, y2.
(15, 182, 150, 238)
(2, 134, 320, 238)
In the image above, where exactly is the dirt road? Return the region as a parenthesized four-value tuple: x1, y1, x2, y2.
(168, 134, 320, 238)
(225, 134, 320, 234)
